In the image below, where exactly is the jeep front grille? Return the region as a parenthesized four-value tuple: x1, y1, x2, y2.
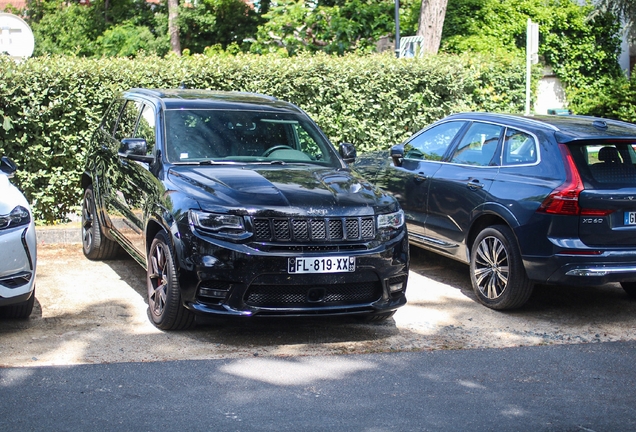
(252, 217, 375, 242)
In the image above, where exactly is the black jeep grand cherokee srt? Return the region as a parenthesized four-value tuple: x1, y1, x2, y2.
(81, 89, 409, 330)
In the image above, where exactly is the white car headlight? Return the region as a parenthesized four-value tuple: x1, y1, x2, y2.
(0, 205, 31, 230)
(377, 210, 404, 230)
(189, 210, 248, 239)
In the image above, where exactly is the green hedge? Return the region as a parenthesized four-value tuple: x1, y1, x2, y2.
(568, 76, 636, 123)
(0, 52, 526, 223)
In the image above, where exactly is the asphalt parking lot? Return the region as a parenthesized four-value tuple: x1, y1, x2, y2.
(1, 235, 636, 367)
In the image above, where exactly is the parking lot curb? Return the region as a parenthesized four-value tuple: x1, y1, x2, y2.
(36, 227, 81, 245)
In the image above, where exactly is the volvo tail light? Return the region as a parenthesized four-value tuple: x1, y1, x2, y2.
(538, 144, 583, 215)
(537, 143, 614, 216)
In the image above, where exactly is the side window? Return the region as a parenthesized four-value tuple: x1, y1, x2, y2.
(114, 101, 140, 141)
(405, 121, 466, 161)
(503, 128, 538, 165)
(135, 104, 156, 155)
(450, 122, 503, 166)
(101, 99, 126, 136)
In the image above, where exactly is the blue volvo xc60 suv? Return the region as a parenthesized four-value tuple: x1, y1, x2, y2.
(356, 112, 636, 310)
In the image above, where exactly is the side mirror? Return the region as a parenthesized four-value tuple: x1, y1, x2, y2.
(0, 156, 17, 177)
(339, 142, 357, 164)
(119, 138, 154, 163)
(390, 144, 405, 167)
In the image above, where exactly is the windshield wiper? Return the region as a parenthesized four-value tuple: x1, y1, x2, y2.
(173, 160, 238, 166)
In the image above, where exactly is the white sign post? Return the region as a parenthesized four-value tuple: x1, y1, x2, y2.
(525, 18, 539, 115)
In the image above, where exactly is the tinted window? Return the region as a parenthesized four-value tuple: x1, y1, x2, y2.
(164, 109, 337, 166)
(135, 104, 156, 155)
(571, 143, 636, 184)
(101, 99, 126, 136)
(114, 101, 140, 141)
(405, 121, 466, 161)
(502, 128, 538, 166)
(450, 122, 503, 166)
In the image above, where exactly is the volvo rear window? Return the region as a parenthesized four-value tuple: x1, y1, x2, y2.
(570, 142, 636, 185)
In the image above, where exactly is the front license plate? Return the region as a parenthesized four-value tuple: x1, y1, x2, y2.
(625, 211, 636, 225)
(288, 256, 355, 274)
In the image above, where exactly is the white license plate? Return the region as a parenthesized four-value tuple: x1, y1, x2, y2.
(288, 256, 355, 274)
(625, 212, 636, 225)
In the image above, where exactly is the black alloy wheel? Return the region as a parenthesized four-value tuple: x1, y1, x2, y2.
(81, 186, 120, 260)
(147, 231, 194, 330)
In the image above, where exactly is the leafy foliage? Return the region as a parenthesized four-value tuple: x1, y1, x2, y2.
(95, 22, 170, 57)
(568, 76, 636, 122)
(540, 6, 622, 89)
(249, 0, 416, 55)
(27, 0, 166, 57)
(0, 53, 524, 222)
(594, 0, 636, 40)
(22, 0, 416, 57)
(178, 0, 259, 53)
(441, 0, 623, 90)
(29, 2, 102, 56)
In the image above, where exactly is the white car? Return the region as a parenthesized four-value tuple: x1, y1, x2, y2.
(0, 156, 36, 318)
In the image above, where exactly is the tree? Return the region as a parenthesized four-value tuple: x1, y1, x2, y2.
(440, 0, 622, 89)
(178, 0, 259, 53)
(595, 0, 636, 39)
(29, 2, 102, 56)
(251, 0, 408, 55)
(95, 21, 169, 57)
(168, 0, 181, 54)
(417, 0, 449, 54)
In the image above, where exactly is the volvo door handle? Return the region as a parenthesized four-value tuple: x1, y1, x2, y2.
(414, 172, 427, 183)
(467, 180, 484, 190)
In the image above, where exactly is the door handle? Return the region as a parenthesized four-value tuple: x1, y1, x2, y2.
(414, 172, 427, 183)
(467, 179, 484, 190)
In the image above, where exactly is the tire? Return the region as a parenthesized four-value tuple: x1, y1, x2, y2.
(81, 186, 121, 260)
(470, 225, 533, 310)
(2, 289, 35, 319)
(147, 231, 195, 330)
(620, 282, 636, 299)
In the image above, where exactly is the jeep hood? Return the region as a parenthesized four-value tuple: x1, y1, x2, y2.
(168, 165, 397, 216)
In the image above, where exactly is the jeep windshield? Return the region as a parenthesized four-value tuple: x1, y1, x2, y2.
(164, 109, 340, 167)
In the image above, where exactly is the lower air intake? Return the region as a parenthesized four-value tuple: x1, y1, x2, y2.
(244, 282, 381, 307)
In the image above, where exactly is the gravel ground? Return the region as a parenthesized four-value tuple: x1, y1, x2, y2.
(1, 243, 635, 367)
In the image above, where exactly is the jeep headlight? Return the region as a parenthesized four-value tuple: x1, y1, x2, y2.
(0, 206, 31, 230)
(377, 210, 404, 230)
(189, 210, 249, 240)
